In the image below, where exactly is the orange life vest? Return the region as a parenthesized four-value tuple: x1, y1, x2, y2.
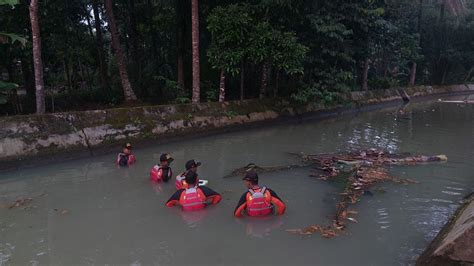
(246, 187, 273, 217)
(179, 187, 206, 211)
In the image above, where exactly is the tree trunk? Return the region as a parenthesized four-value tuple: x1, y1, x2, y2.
(464, 67, 473, 82)
(362, 58, 370, 91)
(147, 0, 159, 75)
(418, 0, 424, 47)
(274, 70, 280, 98)
(84, 6, 95, 38)
(63, 58, 72, 90)
(191, 0, 200, 103)
(92, 0, 109, 91)
(260, 62, 269, 99)
(409, 61, 417, 86)
(176, 0, 186, 90)
(441, 63, 449, 85)
(20, 56, 35, 103)
(435, 0, 447, 84)
(104, 0, 137, 102)
(218, 69, 226, 102)
(240, 61, 244, 100)
(29, 0, 45, 114)
(127, 0, 140, 90)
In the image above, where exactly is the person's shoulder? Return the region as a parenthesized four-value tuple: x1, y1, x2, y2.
(198, 185, 212, 191)
(173, 188, 185, 195)
(264, 187, 279, 195)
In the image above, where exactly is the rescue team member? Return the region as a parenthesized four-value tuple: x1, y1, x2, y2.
(150, 153, 174, 182)
(116, 143, 136, 167)
(166, 171, 221, 211)
(234, 171, 286, 217)
(175, 159, 201, 190)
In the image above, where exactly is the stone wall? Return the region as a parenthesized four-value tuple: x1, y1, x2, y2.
(416, 193, 474, 265)
(1, 84, 473, 162)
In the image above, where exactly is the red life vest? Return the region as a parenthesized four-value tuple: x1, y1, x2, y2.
(175, 173, 186, 190)
(246, 187, 273, 217)
(150, 165, 173, 182)
(179, 187, 206, 211)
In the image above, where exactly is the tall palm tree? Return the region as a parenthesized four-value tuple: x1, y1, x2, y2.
(104, 0, 137, 102)
(191, 0, 200, 103)
(29, 0, 45, 114)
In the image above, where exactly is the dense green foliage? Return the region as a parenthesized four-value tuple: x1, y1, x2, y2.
(0, 0, 472, 114)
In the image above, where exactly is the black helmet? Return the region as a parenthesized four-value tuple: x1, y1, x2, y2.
(185, 159, 201, 170)
(160, 153, 174, 162)
(185, 171, 199, 185)
(243, 170, 258, 183)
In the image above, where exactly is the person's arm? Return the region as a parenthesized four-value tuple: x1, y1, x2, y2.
(198, 186, 221, 205)
(268, 188, 286, 215)
(165, 190, 184, 207)
(233, 192, 248, 217)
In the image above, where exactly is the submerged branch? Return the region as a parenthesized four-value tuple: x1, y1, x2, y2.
(222, 163, 308, 178)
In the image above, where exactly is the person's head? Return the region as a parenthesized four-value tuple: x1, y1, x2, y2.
(185, 171, 199, 186)
(123, 143, 132, 154)
(242, 171, 259, 188)
(160, 153, 174, 167)
(185, 159, 201, 172)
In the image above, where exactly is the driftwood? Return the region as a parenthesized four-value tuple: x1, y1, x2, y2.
(0, 198, 33, 209)
(439, 100, 474, 104)
(0, 193, 46, 210)
(287, 149, 447, 238)
(223, 163, 307, 178)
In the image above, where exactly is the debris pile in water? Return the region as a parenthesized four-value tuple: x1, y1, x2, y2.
(0, 193, 46, 210)
(287, 149, 447, 238)
(0, 198, 33, 209)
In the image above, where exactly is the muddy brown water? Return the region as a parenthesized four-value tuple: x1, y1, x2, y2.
(1, 95, 473, 265)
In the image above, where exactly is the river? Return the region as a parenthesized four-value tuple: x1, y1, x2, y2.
(1, 96, 473, 265)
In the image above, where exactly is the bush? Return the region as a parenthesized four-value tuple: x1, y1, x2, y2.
(368, 77, 399, 90)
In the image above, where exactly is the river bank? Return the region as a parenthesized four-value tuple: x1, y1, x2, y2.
(0, 84, 473, 171)
(416, 193, 474, 265)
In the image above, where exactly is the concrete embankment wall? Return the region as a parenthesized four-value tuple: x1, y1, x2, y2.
(416, 193, 474, 265)
(0, 84, 473, 163)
